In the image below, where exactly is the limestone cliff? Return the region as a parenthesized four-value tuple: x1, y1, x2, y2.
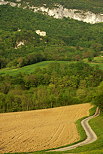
(0, 0, 103, 24)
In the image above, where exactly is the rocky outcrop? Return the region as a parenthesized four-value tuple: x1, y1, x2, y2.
(0, 0, 21, 7)
(35, 30, 46, 36)
(1, 0, 103, 24)
(15, 40, 25, 49)
(32, 5, 103, 24)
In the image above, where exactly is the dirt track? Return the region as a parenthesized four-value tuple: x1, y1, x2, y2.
(49, 107, 99, 152)
(0, 103, 92, 153)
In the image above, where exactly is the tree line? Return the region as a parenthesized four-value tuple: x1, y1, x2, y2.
(0, 62, 103, 113)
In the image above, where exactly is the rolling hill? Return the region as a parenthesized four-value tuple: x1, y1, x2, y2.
(0, 1, 103, 153)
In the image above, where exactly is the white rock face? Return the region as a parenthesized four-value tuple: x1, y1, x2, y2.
(32, 5, 103, 24)
(0, 0, 8, 5)
(36, 30, 46, 36)
(0, 0, 17, 7)
(15, 41, 25, 49)
(1, 1, 103, 24)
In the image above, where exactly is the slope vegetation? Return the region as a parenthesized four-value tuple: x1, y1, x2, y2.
(0, 61, 103, 113)
(0, 4, 103, 69)
(3, 0, 103, 13)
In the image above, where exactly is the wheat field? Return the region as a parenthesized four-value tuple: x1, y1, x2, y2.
(0, 103, 92, 153)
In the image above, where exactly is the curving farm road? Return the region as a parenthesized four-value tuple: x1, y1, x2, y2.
(48, 107, 100, 152)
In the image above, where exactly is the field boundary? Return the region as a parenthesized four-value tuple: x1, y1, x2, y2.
(47, 107, 100, 152)
(44, 106, 97, 152)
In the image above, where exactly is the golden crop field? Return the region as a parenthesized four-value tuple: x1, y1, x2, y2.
(0, 103, 92, 153)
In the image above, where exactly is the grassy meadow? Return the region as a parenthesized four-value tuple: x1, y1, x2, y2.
(0, 61, 53, 76)
(0, 59, 103, 76)
(0, 61, 73, 76)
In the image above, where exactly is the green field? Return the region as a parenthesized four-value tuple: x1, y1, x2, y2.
(93, 56, 103, 63)
(0, 61, 52, 76)
(0, 60, 103, 76)
(89, 63, 103, 70)
(83, 56, 103, 70)
(0, 61, 61, 76)
(73, 149, 103, 154)
(0, 61, 72, 76)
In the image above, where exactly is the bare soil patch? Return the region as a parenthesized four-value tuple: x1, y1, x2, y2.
(0, 103, 92, 153)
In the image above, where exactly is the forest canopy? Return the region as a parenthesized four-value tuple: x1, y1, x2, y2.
(0, 62, 103, 113)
